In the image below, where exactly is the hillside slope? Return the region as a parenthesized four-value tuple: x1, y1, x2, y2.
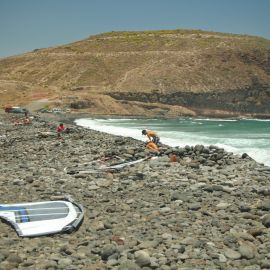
(1, 29, 270, 117)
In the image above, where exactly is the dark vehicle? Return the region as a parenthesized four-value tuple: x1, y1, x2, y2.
(37, 108, 50, 113)
(5, 107, 12, 113)
(5, 107, 28, 114)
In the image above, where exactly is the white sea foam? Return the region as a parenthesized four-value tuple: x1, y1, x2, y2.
(75, 118, 144, 141)
(242, 119, 270, 122)
(194, 118, 238, 122)
(103, 118, 140, 122)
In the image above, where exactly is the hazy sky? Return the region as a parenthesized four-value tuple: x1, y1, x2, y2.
(1, 0, 270, 58)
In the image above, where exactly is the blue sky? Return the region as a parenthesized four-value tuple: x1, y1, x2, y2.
(1, 0, 270, 58)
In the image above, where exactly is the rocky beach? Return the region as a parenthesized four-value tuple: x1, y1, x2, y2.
(1, 112, 270, 270)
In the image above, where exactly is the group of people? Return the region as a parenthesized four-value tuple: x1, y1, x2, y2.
(56, 123, 160, 153)
(142, 129, 160, 153)
(17, 115, 158, 150)
(14, 116, 32, 126)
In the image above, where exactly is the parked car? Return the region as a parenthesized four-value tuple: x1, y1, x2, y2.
(5, 106, 28, 114)
(52, 108, 61, 113)
(5, 107, 12, 113)
(37, 108, 50, 113)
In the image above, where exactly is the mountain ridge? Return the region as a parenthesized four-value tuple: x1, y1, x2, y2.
(1, 29, 270, 117)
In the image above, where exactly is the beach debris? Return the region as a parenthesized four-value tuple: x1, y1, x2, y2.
(170, 154, 177, 162)
(100, 156, 157, 170)
(64, 156, 125, 175)
(111, 235, 125, 245)
(64, 156, 157, 174)
(0, 196, 83, 237)
(37, 131, 55, 138)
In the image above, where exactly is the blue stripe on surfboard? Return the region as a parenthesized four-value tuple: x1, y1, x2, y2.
(0, 206, 30, 222)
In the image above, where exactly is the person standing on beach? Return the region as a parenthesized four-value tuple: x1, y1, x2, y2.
(142, 129, 160, 144)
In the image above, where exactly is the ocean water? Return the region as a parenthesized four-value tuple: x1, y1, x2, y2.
(75, 118, 270, 166)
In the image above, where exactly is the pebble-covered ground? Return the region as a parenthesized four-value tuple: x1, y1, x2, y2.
(0, 113, 270, 270)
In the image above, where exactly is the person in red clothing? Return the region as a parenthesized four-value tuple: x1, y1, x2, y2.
(57, 123, 66, 138)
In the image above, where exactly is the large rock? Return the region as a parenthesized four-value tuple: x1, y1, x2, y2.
(135, 250, 151, 267)
(224, 248, 241, 260)
(118, 260, 141, 270)
(262, 214, 270, 228)
(101, 244, 118, 260)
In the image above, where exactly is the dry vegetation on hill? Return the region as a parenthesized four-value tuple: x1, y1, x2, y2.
(1, 29, 270, 117)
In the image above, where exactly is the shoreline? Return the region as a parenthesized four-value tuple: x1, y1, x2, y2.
(37, 111, 270, 123)
(72, 114, 270, 167)
(1, 112, 270, 269)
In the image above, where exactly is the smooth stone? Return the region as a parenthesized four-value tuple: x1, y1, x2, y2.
(161, 233, 173, 240)
(260, 260, 270, 269)
(45, 260, 58, 268)
(232, 232, 255, 241)
(6, 254, 22, 264)
(101, 244, 118, 260)
(58, 258, 73, 267)
(180, 237, 195, 245)
(248, 228, 264, 237)
(219, 254, 227, 262)
(261, 200, 270, 211)
(159, 207, 171, 213)
(239, 243, 255, 259)
(224, 248, 241, 260)
(138, 240, 160, 249)
(118, 260, 141, 270)
(88, 184, 100, 190)
(216, 202, 231, 210)
(107, 258, 119, 266)
(262, 214, 270, 228)
(239, 203, 251, 212)
(188, 203, 201, 210)
(170, 192, 191, 202)
(135, 250, 151, 267)
(243, 265, 261, 270)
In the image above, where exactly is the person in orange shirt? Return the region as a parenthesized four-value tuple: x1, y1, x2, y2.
(142, 129, 160, 144)
(146, 141, 159, 153)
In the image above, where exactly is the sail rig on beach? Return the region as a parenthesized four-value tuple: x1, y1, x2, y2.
(0, 197, 83, 237)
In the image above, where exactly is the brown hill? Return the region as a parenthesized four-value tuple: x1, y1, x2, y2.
(1, 29, 270, 117)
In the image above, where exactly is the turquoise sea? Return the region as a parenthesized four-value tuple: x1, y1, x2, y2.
(75, 118, 270, 166)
